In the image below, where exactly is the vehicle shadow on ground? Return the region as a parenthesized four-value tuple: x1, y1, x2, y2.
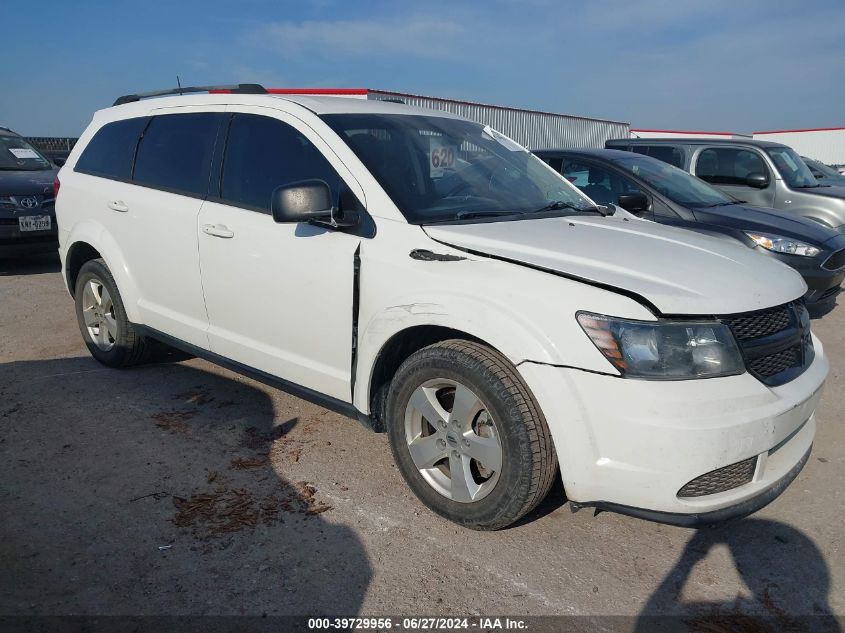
(0, 356, 372, 617)
(0, 253, 61, 276)
(632, 519, 840, 633)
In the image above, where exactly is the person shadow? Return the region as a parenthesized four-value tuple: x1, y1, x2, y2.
(634, 519, 840, 633)
(0, 356, 372, 623)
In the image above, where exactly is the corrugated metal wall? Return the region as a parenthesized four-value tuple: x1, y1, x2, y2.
(368, 90, 629, 150)
(752, 129, 845, 165)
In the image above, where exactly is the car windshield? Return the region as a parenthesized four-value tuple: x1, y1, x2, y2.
(321, 113, 594, 223)
(806, 158, 840, 178)
(0, 135, 52, 171)
(614, 153, 733, 208)
(766, 147, 818, 188)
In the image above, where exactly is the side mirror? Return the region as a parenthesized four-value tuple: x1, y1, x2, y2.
(53, 157, 66, 167)
(617, 192, 649, 213)
(745, 172, 769, 189)
(271, 180, 334, 224)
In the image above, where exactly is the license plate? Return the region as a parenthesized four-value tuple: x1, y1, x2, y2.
(19, 215, 51, 231)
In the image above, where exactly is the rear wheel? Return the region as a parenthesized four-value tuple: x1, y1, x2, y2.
(387, 339, 557, 530)
(74, 259, 151, 367)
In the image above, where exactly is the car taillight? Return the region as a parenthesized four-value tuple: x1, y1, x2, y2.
(54, 176, 60, 198)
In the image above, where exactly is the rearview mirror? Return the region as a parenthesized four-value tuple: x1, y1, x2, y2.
(745, 172, 769, 189)
(617, 192, 649, 213)
(271, 180, 335, 224)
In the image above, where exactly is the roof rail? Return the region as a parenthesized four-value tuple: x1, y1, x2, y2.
(113, 83, 267, 107)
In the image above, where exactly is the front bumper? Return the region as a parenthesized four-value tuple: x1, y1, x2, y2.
(762, 250, 844, 307)
(0, 207, 58, 256)
(518, 334, 828, 523)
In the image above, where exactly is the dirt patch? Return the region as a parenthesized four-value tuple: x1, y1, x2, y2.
(175, 386, 216, 406)
(230, 455, 269, 470)
(172, 481, 332, 540)
(151, 409, 198, 433)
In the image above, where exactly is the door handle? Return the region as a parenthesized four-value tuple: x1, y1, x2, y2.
(201, 223, 235, 239)
(107, 200, 129, 213)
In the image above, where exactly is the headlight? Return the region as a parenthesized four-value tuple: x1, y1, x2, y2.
(745, 232, 821, 257)
(577, 312, 744, 379)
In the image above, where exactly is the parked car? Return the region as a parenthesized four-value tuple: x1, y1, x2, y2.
(605, 138, 845, 233)
(0, 127, 59, 257)
(802, 156, 845, 186)
(534, 149, 845, 311)
(57, 84, 826, 530)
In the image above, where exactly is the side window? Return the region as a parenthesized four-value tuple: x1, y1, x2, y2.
(74, 117, 148, 180)
(695, 147, 767, 186)
(221, 114, 344, 213)
(562, 160, 637, 206)
(542, 157, 563, 172)
(133, 113, 220, 196)
(646, 145, 684, 168)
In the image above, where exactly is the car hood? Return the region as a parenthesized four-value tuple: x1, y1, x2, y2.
(692, 203, 842, 247)
(794, 183, 845, 200)
(0, 168, 58, 196)
(424, 215, 806, 316)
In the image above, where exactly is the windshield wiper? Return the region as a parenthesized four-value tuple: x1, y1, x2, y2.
(705, 201, 739, 207)
(793, 184, 822, 188)
(454, 210, 520, 220)
(529, 200, 607, 216)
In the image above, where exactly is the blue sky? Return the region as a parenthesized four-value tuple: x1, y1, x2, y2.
(2, 0, 844, 136)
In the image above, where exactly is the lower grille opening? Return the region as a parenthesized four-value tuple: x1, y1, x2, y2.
(678, 456, 757, 498)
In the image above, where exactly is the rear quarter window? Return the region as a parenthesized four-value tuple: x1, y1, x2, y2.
(74, 117, 149, 180)
(133, 113, 221, 197)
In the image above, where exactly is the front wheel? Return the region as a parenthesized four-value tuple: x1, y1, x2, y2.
(386, 339, 557, 530)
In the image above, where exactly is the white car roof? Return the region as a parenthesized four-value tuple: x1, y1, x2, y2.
(100, 93, 461, 121)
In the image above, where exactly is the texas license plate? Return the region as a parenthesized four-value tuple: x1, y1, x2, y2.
(19, 215, 51, 231)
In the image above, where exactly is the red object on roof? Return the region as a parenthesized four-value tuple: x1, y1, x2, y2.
(753, 126, 845, 135)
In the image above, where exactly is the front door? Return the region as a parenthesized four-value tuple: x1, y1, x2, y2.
(693, 146, 776, 208)
(197, 109, 366, 401)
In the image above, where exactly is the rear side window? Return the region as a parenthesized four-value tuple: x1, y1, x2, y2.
(695, 147, 768, 186)
(646, 146, 684, 168)
(74, 117, 148, 180)
(220, 114, 343, 213)
(133, 113, 221, 197)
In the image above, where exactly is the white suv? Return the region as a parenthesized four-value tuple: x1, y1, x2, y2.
(56, 84, 827, 530)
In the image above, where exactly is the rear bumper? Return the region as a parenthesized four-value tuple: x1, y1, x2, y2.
(518, 334, 828, 523)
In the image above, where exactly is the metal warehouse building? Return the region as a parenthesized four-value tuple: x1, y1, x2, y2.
(267, 88, 630, 150)
(752, 127, 845, 165)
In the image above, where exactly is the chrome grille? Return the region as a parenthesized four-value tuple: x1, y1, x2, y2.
(678, 456, 757, 498)
(721, 301, 812, 386)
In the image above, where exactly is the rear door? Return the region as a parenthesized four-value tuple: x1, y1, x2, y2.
(692, 146, 776, 208)
(74, 110, 223, 348)
(197, 108, 365, 401)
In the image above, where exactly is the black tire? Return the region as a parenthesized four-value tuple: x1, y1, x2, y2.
(386, 339, 557, 530)
(74, 258, 151, 367)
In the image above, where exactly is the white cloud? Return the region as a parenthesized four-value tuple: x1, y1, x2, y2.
(250, 15, 464, 60)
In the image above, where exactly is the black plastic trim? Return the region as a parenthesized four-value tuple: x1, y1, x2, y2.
(576, 445, 811, 528)
(133, 325, 376, 431)
(350, 244, 361, 401)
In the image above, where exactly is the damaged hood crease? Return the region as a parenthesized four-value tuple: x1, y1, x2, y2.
(424, 216, 806, 316)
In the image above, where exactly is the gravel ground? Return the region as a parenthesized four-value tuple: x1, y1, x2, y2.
(1, 254, 843, 630)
